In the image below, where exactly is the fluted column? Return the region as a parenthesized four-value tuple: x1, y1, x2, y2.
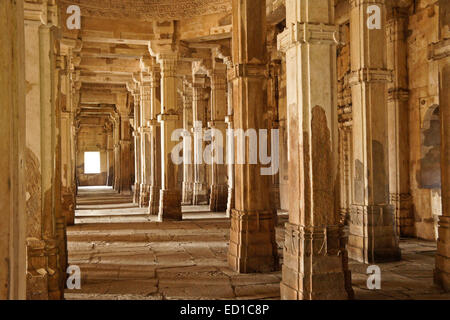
(155, 53, 182, 221)
(277, 0, 352, 300)
(24, 0, 62, 299)
(182, 80, 194, 205)
(0, 0, 27, 300)
(227, 0, 278, 273)
(387, 6, 414, 237)
(192, 74, 210, 205)
(209, 64, 228, 212)
(348, 0, 401, 264)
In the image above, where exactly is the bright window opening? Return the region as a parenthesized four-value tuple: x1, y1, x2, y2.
(84, 152, 101, 174)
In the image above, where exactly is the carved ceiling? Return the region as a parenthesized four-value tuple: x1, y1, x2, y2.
(60, 0, 232, 21)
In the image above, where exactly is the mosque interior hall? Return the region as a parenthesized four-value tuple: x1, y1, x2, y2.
(1, 0, 450, 300)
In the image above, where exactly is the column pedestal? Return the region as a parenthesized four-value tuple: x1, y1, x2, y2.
(228, 210, 279, 273)
(281, 223, 351, 300)
(159, 189, 182, 221)
(348, 205, 401, 263)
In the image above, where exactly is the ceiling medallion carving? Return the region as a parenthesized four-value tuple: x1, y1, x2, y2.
(60, 0, 232, 21)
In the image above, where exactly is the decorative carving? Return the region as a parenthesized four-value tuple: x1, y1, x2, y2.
(59, 0, 231, 22)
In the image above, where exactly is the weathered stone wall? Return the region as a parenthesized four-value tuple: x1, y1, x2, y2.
(408, 0, 442, 240)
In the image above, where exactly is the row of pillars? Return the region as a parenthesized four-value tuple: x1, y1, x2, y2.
(1, 0, 449, 300)
(130, 54, 232, 220)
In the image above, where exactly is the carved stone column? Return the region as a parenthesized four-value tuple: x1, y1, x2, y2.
(268, 60, 281, 211)
(139, 69, 153, 207)
(192, 74, 210, 205)
(153, 51, 182, 221)
(24, 0, 62, 299)
(106, 125, 114, 187)
(148, 64, 162, 216)
(118, 93, 133, 194)
(431, 0, 450, 292)
(277, 0, 352, 300)
(130, 85, 141, 203)
(348, 0, 401, 264)
(113, 114, 121, 192)
(387, 6, 414, 237)
(182, 80, 194, 205)
(224, 57, 235, 218)
(0, 0, 27, 300)
(227, 0, 278, 273)
(55, 46, 69, 294)
(60, 39, 80, 227)
(209, 63, 228, 212)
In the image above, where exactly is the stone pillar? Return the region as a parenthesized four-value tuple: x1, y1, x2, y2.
(24, 0, 62, 299)
(120, 120, 133, 194)
(54, 47, 68, 294)
(106, 125, 114, 187)
(209, 64, 229, 212)
(113, 114, 121, 192)
(432, 0, 450, 292)
(225, 58, 235, 218)
(0, 0, 27, 300)
(348, 0, 401, 264)
(154, 52, 182, 221)
(227, 0, 278, 273)
(387, 6, 414, 237)
(277, 0, 352, 300)
(139, 69, 153, 207)
(60, 39, 79, 227)
(182, 80, 194, 205)
(192, 74, 210, 205)
(268, 60, 281, 211)
(130, 86, 141, 203)
(148, 64, 162, 215)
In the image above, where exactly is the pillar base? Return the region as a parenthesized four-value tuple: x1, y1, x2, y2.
(158, 189, 182, 221)
(435, 216, 450, 292)
(182, 182, 193, 205)
(280, 223, 351, 300)
(45, 239, 62, 300)
(133, 183, 140, 204)
(193, 182, 209, 205)
(148, 186, 160, 216)
(26, 238, 49, 300)
(390, 193, 415, 237)
(209, 184, 228, 212)
(228, 209, 279, 273)
(139, 184, 150, 207)
(55, 217, 68, 291)
(348, 204, 401, 263)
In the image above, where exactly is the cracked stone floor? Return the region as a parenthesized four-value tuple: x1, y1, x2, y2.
(64, 187, 450, 300)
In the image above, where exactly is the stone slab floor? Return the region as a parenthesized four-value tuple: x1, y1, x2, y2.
(64, 187, 450, 300)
